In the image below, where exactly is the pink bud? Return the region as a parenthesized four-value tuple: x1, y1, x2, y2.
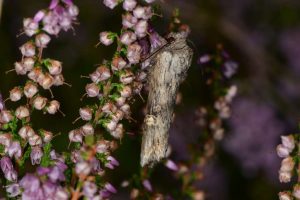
(281, 135, 295, 152)
(103, 0, 118, 9)
(28, 67, 43, 82)
(81, 123, 94, 136)
(277, 144, 290, 158)
(85, 83, 100, 97)
(33, 96, 48, 110)
(46, 100, 60, 114)
(279, 170, 292, 183)
(279, 191, 292, 200)
(111, 57, 127, 71)
(14, 62, 27, 75)
(134, 20, 148, 38)
(9, 87, 23, 102)
(20, 42, 36, 57)
(0, 134, 12, 147)
(105, 120, 117, 132)
(100, 32, 114, 46)
(23, 57, 35, 72)
(133, 6, 147, 19)
(23, 18, 39, 36)
(79, 107, 93, 121)
(33, 10, 46, 22)
(18, 125, 35, 139)
(120, 31, 137, 45)
(39, 73, 54, 89)
(127, 43, 142, 64)
(96, 140, 109, 153)
(120, 86, 132, 98)
(15, 106, 30, 119)
(280, 156, 295, 172)
(53, 74, 65, 86)
(68, 5, 79, 17)
(120, 71, 134, 85)
(110, 124, 124, 139)
(69, 129, 83, 143)
(90, 66, 111, 83)
(102, 102, 117, 114)
(41, 130, 53, 143)
(115, 96, 126, 107)
(165, 160, 179, 171)
(0, 110, 13, 124)
(35, 33, 51, 48)
(123, 0, 137, 11)
(294, 185, 300, 199)
(28, 134, 42, 146)
(122, 13, 138, 28)
(120, 104, 131, 116)
(24, 82, 38, 98)
(75, 161, 91, 175)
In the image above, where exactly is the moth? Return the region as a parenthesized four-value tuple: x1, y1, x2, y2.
(140, 32, 193, 167)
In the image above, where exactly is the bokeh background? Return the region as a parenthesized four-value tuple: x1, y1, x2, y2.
(1, 0, 300, 199)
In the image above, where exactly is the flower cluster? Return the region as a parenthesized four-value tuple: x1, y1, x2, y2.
(277, 134, 300, 200)
(0, 0, 78, 198)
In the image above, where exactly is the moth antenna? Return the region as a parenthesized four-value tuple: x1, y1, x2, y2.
(4, 98, 9, 103)
(53, 132, 62, 139)
(138, 93, 145, 102)
(16, 31, 25, 38)
(5, 69, 15, 74)
(72, 117, 81, 124)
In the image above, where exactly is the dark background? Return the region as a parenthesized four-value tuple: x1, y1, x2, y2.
(1, 0, 300, 199)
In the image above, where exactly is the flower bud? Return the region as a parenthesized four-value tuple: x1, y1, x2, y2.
(0, 110, 13, 124)
(20, 42, 36, 57)
(134, 20, 148, 38)
(79, 107, 93, 121)
(142, 180, 152, 192)
(111, 57, 127, 71)
(41, 130, 53, 143)
(110, 124, 124, 139)
(127, 43, 142, 64)
(277, 144, 290, 158)
(46, 100, 60, 114)
(120, 86, 132, 98)
(69, 129, 83, 143)
(7, 141, 22, 159)
(103, 0, 118, 9)
(85, 83, 100, 97)
(281, 135, 295, 152)
(48, 60, 62, 75)
(133, 6, 147, 19)
(136, 71, 147, 82)
(96, 140, 109, 154)
(28, 67, 43, 82)
(53, 74, 65, 86)
(279, 170, 292, 183)
(9, 87, 23, 102)
(39, 73, 54, 89)
(120, 104, 131, 116)
(68, 4, 79, 17)
(120, 71, 134, 85)
(100, 32, 114, 46)
(30, 146, 43, 165)
(23, 57, 35, 71)
(75, 161, 91, 175)
(120, 31, 137, 45)
(0, 134, 12, 147)
(280, 156, 295, 172)
(15, 106, 30, 119)
(115, 96, 126, 107)
(102, 102, 117, 114)
(0, 157, 17, 182)
(294, 185, 300, 199)
(104, 120, 117, 132)
(14, 62, 27, 75)
(83, 181, 98, 198)
(33, 96, 47, 110)
(81, 123, 94, 136)
(104, 183, 117, 194)
(279, 192, 292, 200)
(28, 134, 42, 146)
(35, 33, 51, 48)
(122, 13, 138, 28)
(23, 18, 39, 36)
(24, 82, 38, 98)
(123, 0, 137, 11)
(165, 160, 178, 171)
(18, 125, 35, 139)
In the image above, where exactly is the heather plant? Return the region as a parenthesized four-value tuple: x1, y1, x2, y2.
(0, 0, 241, 199)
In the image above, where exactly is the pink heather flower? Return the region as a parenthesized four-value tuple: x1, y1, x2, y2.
(120, 70, 134, 84)
(142, 179, 152, 192)
(0, 93, 5, 111)
(24, 82, 38, 98)
(14, 62, 27, 75)
(112, 56, 127, 71)
(79, 107, 93, 121)
(279, 170, 292, 183)
(134, 20, 148, 38)
(30, 146, 43, 165)
(67, 4, 79, 17)
(107, 156, 119, 167)
(120, 86, 132, 98)
(281, 135, 295, 152)
(120, 31, 137, 45)
(75, 161, 91, 175)
(9, 87, 23, 102)
(100, 31, 115, 46)
(165, 159, 179, 171)
(46, 100, 60, 114)
(0, 157, 18, 182)
(149, 29, 166, 51)
(127, 43, 142, 64)
(35, 33, 51, 48)
(69, 129, 83, 143)
(7, 141, 22, 159)
(104, 183, 117, 194)
(277, 144, 290, 158)
(49, 0, 59, 10)
(33, 10, 46, 22)
(294, 185, 300, 199)
(19, 174, 40, 193)
(83, 181, 97, 198)
(28, 134, 42, 146)
(123, 0, 137, 11)
(122, 13, 138, 28)
(20, 42, 36, 57)
(103, 0, 118, 9)
(81, 123, 95, 136)
(110, 124, 124, 139)
(6, 183, 21, 198)
(145, 0, 156, 3)
(86, 83, 100, 97)
(0, 110, 13, 124)
(280, 156, 295, 172)
(23, 18, 39, 37)
(0, 134, 12, 148)
(33, 96, 48, 110)
(18, 126, 35, 139)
